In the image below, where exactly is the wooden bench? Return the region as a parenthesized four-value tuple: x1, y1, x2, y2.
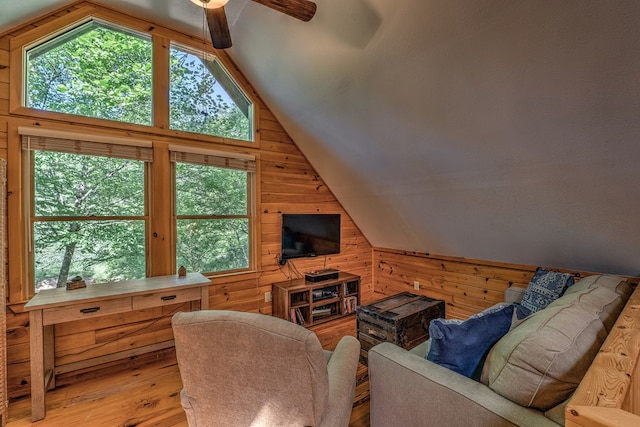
(566, 283, 640, 426)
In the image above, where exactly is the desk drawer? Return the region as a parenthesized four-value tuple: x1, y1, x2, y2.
(43, 297, 132, 325)
(132, 287, 201, 310)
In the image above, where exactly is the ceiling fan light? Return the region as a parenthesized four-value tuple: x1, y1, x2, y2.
(190, 0, 229, 9)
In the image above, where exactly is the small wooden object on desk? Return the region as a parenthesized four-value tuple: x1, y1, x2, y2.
(357, 292, 445, 365)
(66, 276, 86, 290)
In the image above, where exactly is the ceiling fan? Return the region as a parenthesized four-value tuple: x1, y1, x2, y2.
(190, 0, 317, 49)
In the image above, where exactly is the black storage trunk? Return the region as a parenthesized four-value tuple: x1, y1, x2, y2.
(356, 292, 445, 365)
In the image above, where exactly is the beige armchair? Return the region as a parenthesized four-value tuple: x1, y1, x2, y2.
(172, 310, 360, 426)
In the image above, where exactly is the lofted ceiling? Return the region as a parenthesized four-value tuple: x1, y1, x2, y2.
(2, 0, 640, 276)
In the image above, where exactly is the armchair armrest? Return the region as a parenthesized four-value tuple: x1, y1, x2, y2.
(319, 335, 361, 427)
(368, 342, 558, 427)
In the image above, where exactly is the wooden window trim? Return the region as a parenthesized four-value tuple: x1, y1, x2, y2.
(8, 2, 261, 149)
(171, 145, 257, 276)
(21, 129, 151, 296)
(5, 3, 264, 303)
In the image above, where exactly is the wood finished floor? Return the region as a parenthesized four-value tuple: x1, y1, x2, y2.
(7, 316, 370, 426)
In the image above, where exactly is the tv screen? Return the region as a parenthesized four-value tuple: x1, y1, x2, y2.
(281, 214, 341, 260)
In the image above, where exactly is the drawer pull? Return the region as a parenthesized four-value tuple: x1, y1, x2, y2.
(161, 295, 177, 301)
(366, 328, 386, 339)
(80, 307, 100, 314)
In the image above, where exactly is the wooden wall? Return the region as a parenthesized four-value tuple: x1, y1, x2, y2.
(0, 2, 373, 399)
(373, 248, 613, 320)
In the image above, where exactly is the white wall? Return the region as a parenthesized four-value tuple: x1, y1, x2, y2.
(231, 0, 640, 275)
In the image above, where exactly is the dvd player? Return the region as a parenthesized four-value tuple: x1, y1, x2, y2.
(305, 268, 339, 282)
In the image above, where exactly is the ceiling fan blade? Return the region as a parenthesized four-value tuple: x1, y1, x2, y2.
(206, 7, 232, 49)
(252, 0, 317, 22)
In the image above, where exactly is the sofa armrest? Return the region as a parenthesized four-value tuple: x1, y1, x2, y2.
(505, 286, 526, 303)
(319, 335, 361, 427)
(368, 342, 559, 427)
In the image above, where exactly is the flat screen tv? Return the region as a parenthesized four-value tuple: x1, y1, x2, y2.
(280, 214, 341, 261)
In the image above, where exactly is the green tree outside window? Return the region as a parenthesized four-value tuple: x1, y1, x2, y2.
(24, 17, 256, 291)
(32, 151, 146, 291)
(175, 162, 250, 273)
(26, 20, 153, 125)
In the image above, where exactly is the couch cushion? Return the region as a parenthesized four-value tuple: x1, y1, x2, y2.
(480, 275, 631, 410)
(563, 273, 631, 297)
(519, 267, 574, 315)
(563, 274, 632, 331)
(427, 304, 514, 379)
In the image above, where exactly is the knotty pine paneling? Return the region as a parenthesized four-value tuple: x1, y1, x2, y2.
(0, 38, 7, 118)
(373, 248, 619, 320)
(0, 119, 7, 152)
(0, 42, 6, 157)
(5, 309, 29, 399)
(1, 3, 373, 399)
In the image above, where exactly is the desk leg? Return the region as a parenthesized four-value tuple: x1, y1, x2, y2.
(44, 324, 55, 390)
(29, 310, 45, 422)
(199, 285, 209, 310)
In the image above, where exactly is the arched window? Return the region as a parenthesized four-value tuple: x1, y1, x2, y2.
(23, 17, 254, 142)
(12, 10, 258, 295)
(26, 20, 153, 126)
(170, 45, 252, 141)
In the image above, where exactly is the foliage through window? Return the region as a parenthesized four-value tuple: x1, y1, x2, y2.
(24, 18, 254, 142)
(169, 45, 252, 141)
(175, 160, 251, 273)
(20, 15, 258, 293)
(26, 20, 153, 126)
(30, 150, 147, 292)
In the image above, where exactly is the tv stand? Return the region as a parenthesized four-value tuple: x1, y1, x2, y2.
(272, 272, 360, 326)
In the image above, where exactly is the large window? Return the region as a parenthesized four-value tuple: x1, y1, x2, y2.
(26, 20, 153, 126)
(23, 133, 151, 292)
(15, 12, 258, 296)
(22, 18, 254, 142)
(21, 130, 256, 292)
(172, 148, 255, 273)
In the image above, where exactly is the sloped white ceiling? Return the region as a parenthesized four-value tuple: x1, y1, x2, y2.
(2, 0, 639, 275)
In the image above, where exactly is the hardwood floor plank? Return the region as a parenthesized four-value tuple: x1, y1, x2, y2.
(7, 316, 370, 426)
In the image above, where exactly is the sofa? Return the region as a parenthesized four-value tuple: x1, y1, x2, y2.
(368, 274, 640, 427)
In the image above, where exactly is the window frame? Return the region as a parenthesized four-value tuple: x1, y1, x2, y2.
(8, 5, 259, 149)
(6, 5, 262, 302)
(171, 146, 257, 276)
(24, 17, 154, 127)
(20, 127, 153, 292)
(15, 128, 259, 298)
(168, 42, 254, 142)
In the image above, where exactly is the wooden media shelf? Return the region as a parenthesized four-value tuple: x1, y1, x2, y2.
(272, 272, 360, 326)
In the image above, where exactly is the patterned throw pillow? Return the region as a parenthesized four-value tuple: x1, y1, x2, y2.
(520, 267, 574, 315)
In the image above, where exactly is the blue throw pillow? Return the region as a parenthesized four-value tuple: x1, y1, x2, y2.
(426, 304, 515, 378)
(520, 267, 575, 315)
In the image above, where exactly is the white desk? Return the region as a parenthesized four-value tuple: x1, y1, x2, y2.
(24, 272, 210, 421)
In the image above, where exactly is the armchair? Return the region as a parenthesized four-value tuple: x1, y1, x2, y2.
(171, 310, 360, 426)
